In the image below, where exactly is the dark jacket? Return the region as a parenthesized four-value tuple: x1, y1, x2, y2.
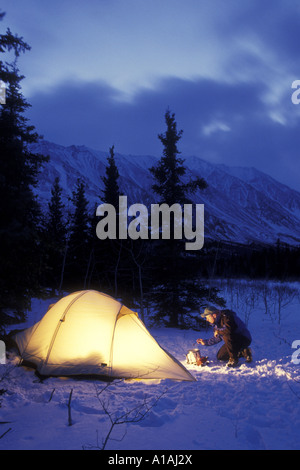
(203, 309, 252, 347)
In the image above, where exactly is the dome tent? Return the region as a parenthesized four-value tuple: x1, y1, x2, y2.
(14, 290, 195, 381)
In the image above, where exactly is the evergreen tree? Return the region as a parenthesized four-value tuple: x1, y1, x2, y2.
(149, 109, 220, 327)
(67, 178, 90, 288)
(47, 177, 66, 241)
(0, 15, 48, 331)
(84, 145, 119, 292)
(150, 109, 207, 205)
(43, 177, 67, 290)
(99, 145, 123, 296)
(101, 145, 120, 208)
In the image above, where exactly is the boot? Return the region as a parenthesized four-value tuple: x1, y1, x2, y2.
(243, 347, 253, 363)
(238, 347, 253, 363)
(227, 357, 239, 368)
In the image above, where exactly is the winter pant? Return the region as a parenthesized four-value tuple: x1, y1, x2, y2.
(217, 335, 251, 361)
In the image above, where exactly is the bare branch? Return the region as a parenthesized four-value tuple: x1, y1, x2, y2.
(85, 379, 168, 450)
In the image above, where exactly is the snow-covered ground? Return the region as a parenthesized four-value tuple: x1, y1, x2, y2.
(0, 279, 300, 450)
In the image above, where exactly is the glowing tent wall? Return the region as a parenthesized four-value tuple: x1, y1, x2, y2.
(14, 290, 195, 382)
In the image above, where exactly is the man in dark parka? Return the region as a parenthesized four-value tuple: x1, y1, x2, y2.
(197, 305, 252, 367)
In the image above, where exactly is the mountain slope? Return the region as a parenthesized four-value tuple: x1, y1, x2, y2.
(31, 140, 300, 246)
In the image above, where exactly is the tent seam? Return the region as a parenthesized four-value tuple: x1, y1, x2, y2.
(108, 303, 123, 377)
(42, 290, 89, 370)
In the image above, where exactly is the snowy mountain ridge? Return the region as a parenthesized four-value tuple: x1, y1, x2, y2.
(31, 140, 300, 246)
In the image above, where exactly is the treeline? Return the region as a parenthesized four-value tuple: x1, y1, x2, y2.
(38, 117, 224, 330)
(196, 240, 300, 281)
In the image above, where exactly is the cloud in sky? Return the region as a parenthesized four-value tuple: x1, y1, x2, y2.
(2, 0, 297, 98)
(1, 0, 300, 190)
(26, 75, 300, 191)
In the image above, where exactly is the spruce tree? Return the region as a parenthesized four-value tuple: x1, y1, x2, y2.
(101, 145, 120, 208)
(85, 144, 120, 292)
(67, 178, 90, 288)
(149, 109, 219, 328)
(43, 177, 67, 290)
(150, 109, 207, 205)
(0, 15, 48, 331)
(99, 145, 122, 296)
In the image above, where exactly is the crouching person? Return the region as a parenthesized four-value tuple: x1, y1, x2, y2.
(197, 306, 252, 368)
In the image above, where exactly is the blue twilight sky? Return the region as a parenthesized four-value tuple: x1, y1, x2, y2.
(1, 0, 300, 191)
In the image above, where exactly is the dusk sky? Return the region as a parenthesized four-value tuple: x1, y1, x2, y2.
(2, 0, 300, 191)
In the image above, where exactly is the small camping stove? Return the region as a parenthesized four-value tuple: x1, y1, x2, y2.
(186, 348, 208, 367)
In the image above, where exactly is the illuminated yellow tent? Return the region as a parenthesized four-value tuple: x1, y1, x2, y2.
(14, 290, 195, 381)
